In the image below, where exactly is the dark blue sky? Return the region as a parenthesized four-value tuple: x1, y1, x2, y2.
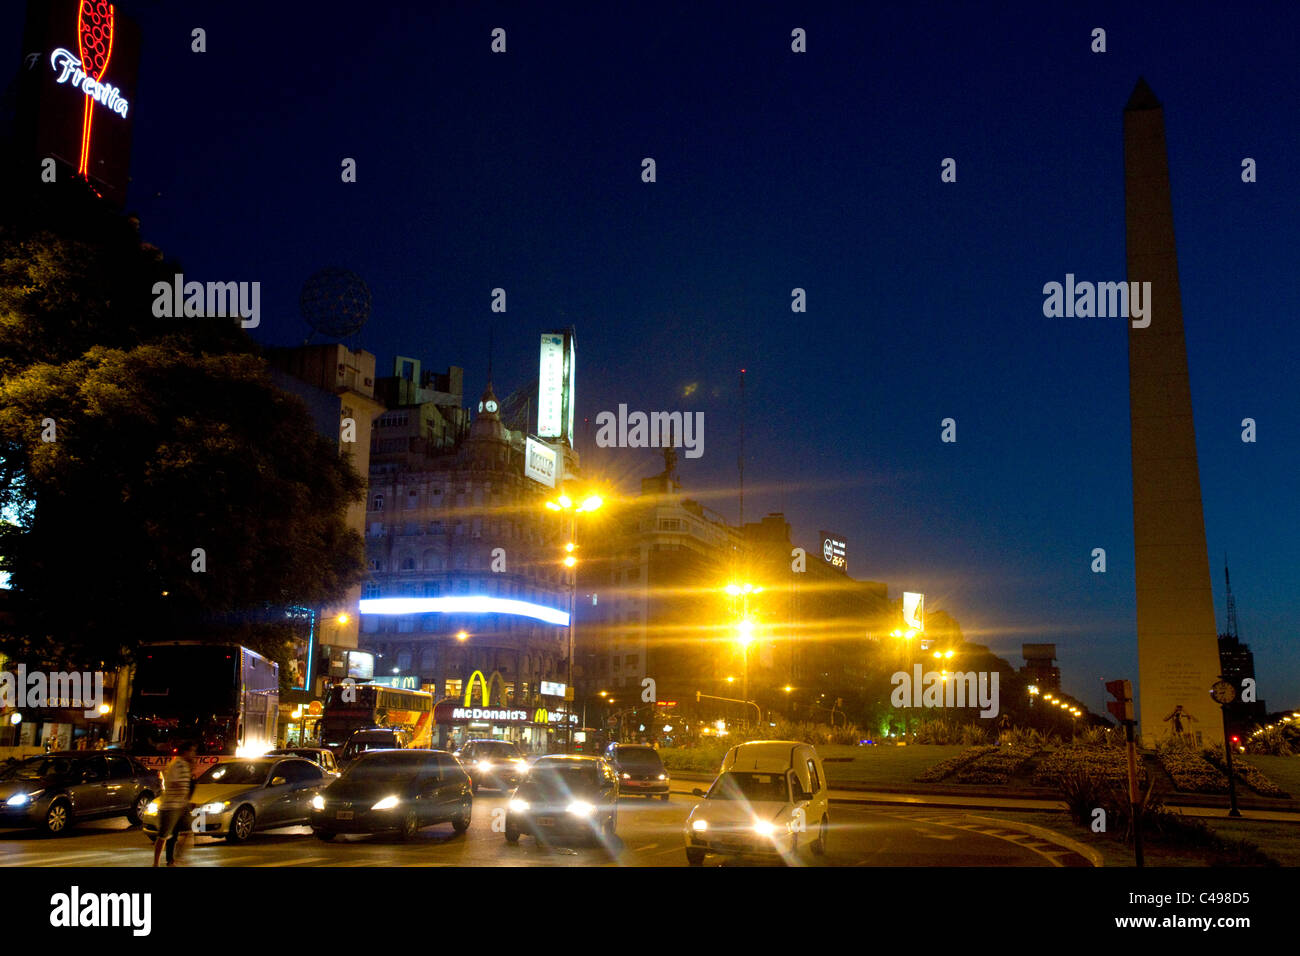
(21, 0, 1298, 715)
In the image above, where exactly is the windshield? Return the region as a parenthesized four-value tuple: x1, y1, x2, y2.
(471, 742, 520, 759)
(521, 763, 599, 796)
(706, 771, 791, 803)
(344, 738, 396, 758)
(340, 753, 429, 783)
(0, 756, 78, 782)
(614, 748, 663, 770)
(196, 761, 274, 786)
(130, 646, 240, 716)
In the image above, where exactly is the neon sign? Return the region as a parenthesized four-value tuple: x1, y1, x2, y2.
(358, 595, 570, 627)
(49, 48, 129, 118)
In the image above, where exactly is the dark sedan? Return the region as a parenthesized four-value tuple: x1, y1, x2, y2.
(505, 755, 619, 848)
(310, 749, 471, 841)
(0, 753, 162, 835)
(455, 739, 528, 793)
(606, 743, 670, 799)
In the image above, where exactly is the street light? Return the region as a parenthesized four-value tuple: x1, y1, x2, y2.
(543, 487, 606, 753)
(456, 630, 469, 642)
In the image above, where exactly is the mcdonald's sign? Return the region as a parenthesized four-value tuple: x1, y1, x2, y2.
(463, 669, 508, 708)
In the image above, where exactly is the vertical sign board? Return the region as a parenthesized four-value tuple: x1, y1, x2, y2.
(537, 331, 576, 445)
(902, 592, 924, 631)
(15, 0, 141, 207)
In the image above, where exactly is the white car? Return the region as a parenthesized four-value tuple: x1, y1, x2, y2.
(684, 740, 830, 865)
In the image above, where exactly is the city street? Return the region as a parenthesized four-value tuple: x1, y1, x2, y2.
(0, 794, 1089, 867)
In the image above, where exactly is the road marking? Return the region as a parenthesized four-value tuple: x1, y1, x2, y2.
(262, 856, 332, 866)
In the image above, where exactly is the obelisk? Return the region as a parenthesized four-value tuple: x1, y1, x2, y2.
(1124, 78, 1223, 748)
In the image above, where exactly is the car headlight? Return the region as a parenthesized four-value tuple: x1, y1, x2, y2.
(691, 819, 708, 832)
(5, 793, 31, 807)
(371, 795, 400, 811)
(566, 800, 595, 817)
(753, 819, 777, 837)
(508, 798, 530, 812)
(476, 760, 492, 771)
(311, 795, 325, 811)
(658, 774, 666, 780)
(198, 801, 228, 815)
(145, 801, 159, 816)
(622, 772, 630, 779)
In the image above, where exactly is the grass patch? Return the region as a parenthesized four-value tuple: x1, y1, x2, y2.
(661, 743, 972, 787)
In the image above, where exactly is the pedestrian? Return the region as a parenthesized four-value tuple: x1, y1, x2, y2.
(153, 742, 197, 867)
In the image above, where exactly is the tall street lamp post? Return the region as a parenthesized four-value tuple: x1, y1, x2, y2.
(545, 490, 603, 753)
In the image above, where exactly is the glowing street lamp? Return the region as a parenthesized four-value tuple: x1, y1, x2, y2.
(456, 630, 469, 642)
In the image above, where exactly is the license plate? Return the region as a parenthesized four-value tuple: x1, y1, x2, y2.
(336, 811, 353, 820)
(537, 816, 555, 826)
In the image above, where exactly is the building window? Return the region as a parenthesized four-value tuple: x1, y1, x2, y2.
(407, 489, 419, 509)
(364, 582, 380, 599)
(625, 655, 638, 667)
(430, 520, 444, 534)
(396, 649, 412, 669)
(368, 559, 382, 571)
(397, 618, 415, 634)
(371, 495, 384, 512)
(402, 557, 416, 571)
(423, 581, 441, 597)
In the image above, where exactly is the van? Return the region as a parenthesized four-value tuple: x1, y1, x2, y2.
(340, 727, 413, 764)
(682, 740, 830, 865)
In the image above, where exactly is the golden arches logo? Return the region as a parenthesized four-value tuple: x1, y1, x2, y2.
(533, 707, 549, 724)
(463, 669, 508, 707)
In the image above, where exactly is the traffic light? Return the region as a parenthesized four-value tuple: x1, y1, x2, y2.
(1105, 679, 1134, 723)
(695, 691, 701, 703)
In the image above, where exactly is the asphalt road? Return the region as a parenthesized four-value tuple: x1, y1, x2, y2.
(0, 793, 1092, 867)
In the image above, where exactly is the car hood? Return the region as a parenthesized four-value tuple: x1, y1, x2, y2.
(192, 783, 264, 805)
(688, 800, 793, 826)
(324, 779, 414, 802)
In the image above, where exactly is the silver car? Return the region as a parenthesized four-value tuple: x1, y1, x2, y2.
(141, 756, 333, 844)
(0, 752, 163, 835)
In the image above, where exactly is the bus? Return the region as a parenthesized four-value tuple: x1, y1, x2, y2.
(320, 683, 433, 754)
(126, 642, 279, 772)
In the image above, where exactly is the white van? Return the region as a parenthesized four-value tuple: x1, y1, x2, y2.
(683, 740, 830, 865)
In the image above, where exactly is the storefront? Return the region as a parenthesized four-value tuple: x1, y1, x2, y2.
(433, 699, 578, 753)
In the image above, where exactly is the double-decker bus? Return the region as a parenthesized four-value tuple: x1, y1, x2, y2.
(320, 683, 433, 753)
(126, 642, 279, 772)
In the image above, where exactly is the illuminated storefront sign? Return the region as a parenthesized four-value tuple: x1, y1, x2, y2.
(537, 331, 576, 443)
(432, 699, 578, 725)
(539, 681, 566, 697)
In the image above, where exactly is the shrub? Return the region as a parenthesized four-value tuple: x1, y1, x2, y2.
(915, 718, 989, 746)
(1033, 745, 1147, 788)
(1155, 740, 1228, 794)
(1076, 726, 1123, 749)
(1202, 745, 1289, 798)
(1245, 724, 1298, 757)
(914, 745, 996, 783)
(953, 743, 1037, 784)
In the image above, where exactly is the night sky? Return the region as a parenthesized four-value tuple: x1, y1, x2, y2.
(13, 1, 1297, 715)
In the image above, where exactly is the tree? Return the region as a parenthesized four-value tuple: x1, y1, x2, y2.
(0, 174, 366, 669)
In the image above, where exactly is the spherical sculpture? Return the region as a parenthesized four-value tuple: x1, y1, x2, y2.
(299, 268, 371, 339)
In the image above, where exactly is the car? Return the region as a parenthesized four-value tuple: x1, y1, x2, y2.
(267, 747, 341, 776)
(455, 739, 528, 793)
(683, 740, 830, 866)
(140, 756, 333, 844)
(505, 755, 619, 849)
(0, 752, 162, 836)
(605, 743, 670, 799)
(339, 728, 413, 764)
(310, 749, 471, 841)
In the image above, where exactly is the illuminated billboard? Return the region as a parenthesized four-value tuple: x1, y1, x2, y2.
(537, 331, 576, 443)
(524, 436, 557, 487)
(819, 531, 847, 571)
(903, 592, 924, 631)
(16, 0, 141, 207)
